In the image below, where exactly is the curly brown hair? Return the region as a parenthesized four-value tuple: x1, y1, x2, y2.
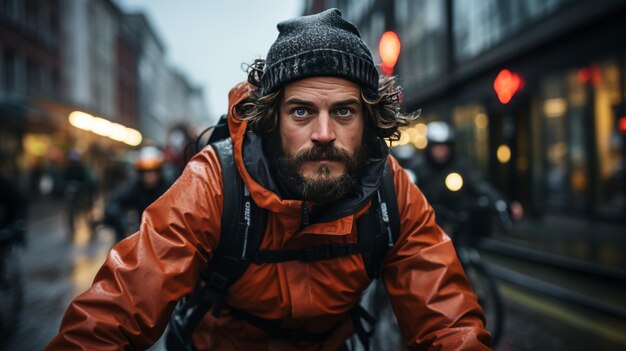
(235, 59, 418, 142)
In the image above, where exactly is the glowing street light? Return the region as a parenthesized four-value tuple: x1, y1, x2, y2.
(68, 111, 142, 146)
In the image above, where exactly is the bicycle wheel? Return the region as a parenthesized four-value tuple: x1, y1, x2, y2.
(362, 279, 407, 351)
(458, 248, 504, 347)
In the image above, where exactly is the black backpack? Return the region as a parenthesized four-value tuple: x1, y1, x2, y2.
(166, 116, 400, 351)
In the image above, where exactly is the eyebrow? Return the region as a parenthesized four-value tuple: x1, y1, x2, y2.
(283, 98, 315, 106)
(283, 98, 361, 107)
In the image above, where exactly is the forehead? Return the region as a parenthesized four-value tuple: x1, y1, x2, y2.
(282, 77, 361, 102)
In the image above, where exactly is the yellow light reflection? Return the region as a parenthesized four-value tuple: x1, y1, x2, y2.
(125, 129, 143, 146)
(415, 135, 428, 149)
(415, 123, 427, 136)
(544, 98, 567, 118)
(445, 172, 463, 191)
(474, 113, 489, 129)
(68, 111, 94, 130)
(68, 111, 142, 146)
(398, 129, 410, 145)
(497, 145, 512, 163)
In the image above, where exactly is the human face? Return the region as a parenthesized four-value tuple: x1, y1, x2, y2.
(279, 77, 364, 183)
(141, 170, 160, 189)
(430, 144, 451, 164)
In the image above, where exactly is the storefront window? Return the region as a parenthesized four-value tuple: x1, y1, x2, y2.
(539, 60, 625, 216)
(452, 104, 490, 175)
(541, 74, 585, 208)
(453, 0, 574, 63)
(395, 0, 445, 87)
(593, 61, 624, 215)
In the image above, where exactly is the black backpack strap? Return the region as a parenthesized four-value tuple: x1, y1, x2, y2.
(166, 138, 267, 351)
(204, 138, 267, 307)
(380, 160, 400, 245)
(358, 160, 400, 279)
(253, 244, 366, 263)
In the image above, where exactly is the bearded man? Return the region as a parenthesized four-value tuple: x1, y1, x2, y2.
(47, 9, 491, 351)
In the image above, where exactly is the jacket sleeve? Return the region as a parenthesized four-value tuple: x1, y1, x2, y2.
(46, 148, 224, 351)
(383, 156, 492, 351)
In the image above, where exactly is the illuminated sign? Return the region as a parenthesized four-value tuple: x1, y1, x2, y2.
(379, 31, 401, 76)
(494, 69, 524, 104)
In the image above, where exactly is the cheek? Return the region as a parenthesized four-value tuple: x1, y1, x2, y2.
(280, 131, 301, 157)
(346, 124, 364, 151)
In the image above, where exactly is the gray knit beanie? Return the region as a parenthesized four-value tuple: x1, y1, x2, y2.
(260, 8, 379, 97)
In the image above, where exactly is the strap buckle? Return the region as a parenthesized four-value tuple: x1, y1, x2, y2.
(206, 272, 229, 295)
(299, 246, 330, 262)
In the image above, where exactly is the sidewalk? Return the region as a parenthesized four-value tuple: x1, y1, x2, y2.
(477, 213, 626, 322)
(485, 213, 626, 276)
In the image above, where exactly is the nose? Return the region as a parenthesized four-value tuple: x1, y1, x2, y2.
(311, 111, 336, 144)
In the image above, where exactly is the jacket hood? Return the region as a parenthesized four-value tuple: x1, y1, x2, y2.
(226, 82, 388, 224)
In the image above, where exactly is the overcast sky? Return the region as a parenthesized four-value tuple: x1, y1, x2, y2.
(117, 0, 304, 123)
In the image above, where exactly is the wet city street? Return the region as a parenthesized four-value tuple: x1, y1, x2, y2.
(0, 198, 624, 351)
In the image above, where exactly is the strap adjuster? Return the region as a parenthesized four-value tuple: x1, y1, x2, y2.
(207, 272, 229, 293)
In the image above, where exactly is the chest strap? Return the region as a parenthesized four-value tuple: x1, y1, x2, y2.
(253, 243, 365, 263)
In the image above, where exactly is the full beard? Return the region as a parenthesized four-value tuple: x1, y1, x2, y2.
(276, 143, 369, 205)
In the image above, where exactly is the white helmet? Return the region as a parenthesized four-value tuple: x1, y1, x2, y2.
(135, 146, 164, 171)
(426, 121, 455, 144)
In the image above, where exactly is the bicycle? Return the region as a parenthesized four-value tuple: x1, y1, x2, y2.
(435, 199, 510, 347)
(361, 198, 509, 350)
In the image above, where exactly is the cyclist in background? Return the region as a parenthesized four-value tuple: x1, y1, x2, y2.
(103, 146, 171, 242)
(400, 121, 522, 243)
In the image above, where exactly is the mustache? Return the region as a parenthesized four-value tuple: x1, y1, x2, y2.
(292, 145, 352, 163)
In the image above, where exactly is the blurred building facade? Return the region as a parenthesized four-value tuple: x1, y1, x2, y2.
(0, 0, 210, 193)
(0, 0, 61, 181)
(304, 0, 626, 267)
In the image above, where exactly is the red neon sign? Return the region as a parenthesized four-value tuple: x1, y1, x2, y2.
(578, 65, 602, 86)
(619, 116, 626, 135)
(494, 69, 524, 104)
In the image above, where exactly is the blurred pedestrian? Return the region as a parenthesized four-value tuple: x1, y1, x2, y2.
(0, 175, 27, 247)
(164, 123, 196, 179)
(103, 146, 171, 242)
(0, 174, 27, 337)
(61, 148, 96, 239)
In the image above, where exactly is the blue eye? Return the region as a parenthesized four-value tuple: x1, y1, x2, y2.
(336, 107, 353, 117)
(293, 108, 307, 117)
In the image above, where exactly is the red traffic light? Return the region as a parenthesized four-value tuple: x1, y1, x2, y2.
(379, 31, 401, 75)
(494, 69, 524, 104)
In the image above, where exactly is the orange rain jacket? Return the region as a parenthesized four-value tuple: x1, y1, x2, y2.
(46, 83, 491, 351)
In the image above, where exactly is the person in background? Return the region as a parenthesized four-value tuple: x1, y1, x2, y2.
(103, 146, 171, 242)
(401, 121, 523, 242)
(0, 175, 27, 247)
(164, 123, 196, 179)
(61, 149, 96, 239)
